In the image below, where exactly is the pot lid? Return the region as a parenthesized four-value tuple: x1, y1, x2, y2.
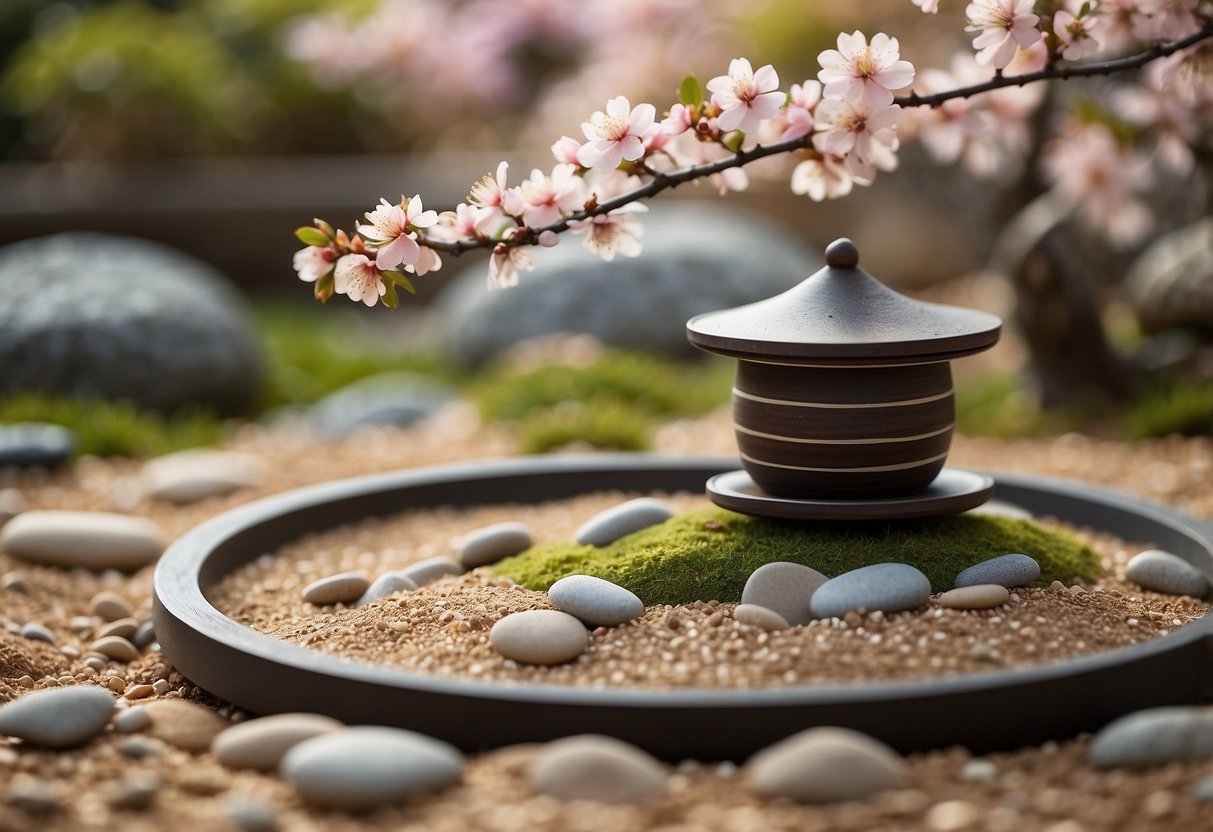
(686, 238, 1001, 364)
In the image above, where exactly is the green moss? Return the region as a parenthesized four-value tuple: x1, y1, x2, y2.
(1122, 379, 1213, 440)
(517, 399, 652, 454)
(494, 507, 1100, 606)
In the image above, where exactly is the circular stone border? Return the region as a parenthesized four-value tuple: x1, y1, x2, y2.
(153, 454, 1213, 760)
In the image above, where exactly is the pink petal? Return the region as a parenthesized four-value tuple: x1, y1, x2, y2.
(706, 75, 731, 95)
(816, 51, 847, 74)
(375, 233, 419, 269)
(411, 210, 438, 228)
(606, 96, 630, 120)
(715, 103, 746, 132)
(595, 141, 626, 171)
(753, 64, 779, 93)
(628, 102, 656, 133)
(753, 90, 787, 119)
(619, 135, 644, 162)
(837, 30, 865, 57)
(873, 62, 915, 90)
(728, 57, 753, 78)
(576, 141, 605, 168)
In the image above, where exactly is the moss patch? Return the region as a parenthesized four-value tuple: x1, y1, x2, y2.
(494, 507, 1100, 606)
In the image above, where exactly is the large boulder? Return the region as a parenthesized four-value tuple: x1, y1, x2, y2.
(0, 233, 262, 412)
(436, 203, 816, 366)
(1128, 218, 1213, 336)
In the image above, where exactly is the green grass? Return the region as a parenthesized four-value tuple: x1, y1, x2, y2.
(516, 399, 653, 454)
(1122, 379, 1213, 440)
(495, 507, 1100, 606)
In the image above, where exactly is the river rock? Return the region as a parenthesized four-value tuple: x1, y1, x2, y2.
(575, 498, 674, 547)
(954, 554, 1041, 589)
(140, 449, 261, 504)
(0, 686, 115, 748)
(114, 705, 150, 734)
(20, 622, 54, 644)
(1089, 707, 1213, 768)
(224, 796, 279, 832)
(1126, 549, 1211, 598)
(809, 564, 932, 619)
(458, 521, 533, 569)
(90, 590, 134, 622)
(398, 556, 463, 587)
(97, 617, 139, 640)
(105, 773, 162, 811)
(355, 572, 418, 607)
(490, 610, 588, 665)
(90, 635, 140, 662)
(745, 726, 906, 803)
(548, 575, 644, 626)
(302, 572, 369, 605)
(280, 726, 464, 810)
(1, 511, 164, 570)
(529, 735, 667, 803)
(213, 713, 345, 771)
(733, 604, 790, 631)
(309, 372, 455, 437)
(741, 562, 828, 626)
(1127, 216, 1213, 334)
(143, 700, 228, 752)
(0, 423, 75, 468)
(937, 584, 1010, 610)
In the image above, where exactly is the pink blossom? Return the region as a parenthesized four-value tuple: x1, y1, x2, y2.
(780, 81, 823, 141)
(537, 230, 559, 247)
(662, 103, 696, 136)
(518, 164, 587, 227)
(790, 155, 855, 200)
(667, 133, 749, 195)
(409, 246, 442, 276)
(434, 203, 481, 241)
(1054, 10, 1102, 61)
(1132, 0, 1203, 43)
(293, 245, 335, 283)
(357, 195, 438, 270)
(912, 0, 941, 12)
(1115, 79, 1198, 174)
(577, 96, 658, 171)
(813, 98, 902, 181)
(569, 204, 647, 261)
(817, 32, 916, 106)
(487, 244, 534, 289)
(1154, 42, 1213, 104)
(965, 0, 1043, 69)
(334, 254, 386, 306)
(706, 58, 784, 134)
(468, 162, 515, 234)
(551, 136, 583, 165)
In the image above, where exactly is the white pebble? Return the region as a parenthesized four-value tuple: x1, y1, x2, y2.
(0, 686, 115, 748)
(0, 511, 164, 570)
(745, 726, 905, 803)
(214, 713, 345, 771)
(302, 572, 369, 605)
(490, 610, 588, 665)
(529, 735, 667, 804)
(458, 521, 532, 569)
(398, 556, 463, 588)
(1126, 549, 1211, 598)
(575, 498, 674, 547)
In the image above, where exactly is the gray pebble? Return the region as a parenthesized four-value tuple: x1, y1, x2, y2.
(113, 705, 151, 734)
(20, 622, 54, 644)
(105, 773, 161, 811)
(1190, 774, 1213, 802)
(954, 554, 1040, 589)
(97, 617, 139, 640)
(225, 795, 279, 832)
(118, 737, 165, 759)
(90, 590, 134, 622)
(1126, 549, 1211, 598)
(301, 572, 369, 605)
(0, 423, 75, 468)
(90, 635, 141, 662)
(280, 726, 464, 810)
(809, 564, 931, 620)
(398, 556, 464, 588)
(1090, 707, 1213, 768)
(937, 584, 1010, 610)
(529, 735, 667, 803)
(355, 573, 418, 607)
(140, 449, 260, 504)
(0, 686, 115, 748)
(575, 498, 674, 547)
(213, 713, 345, 771)
(490, 610, 588, 665)
(0, 511, 164, 571)
(733, 604, 790, 631)
(961, 759, 998, 782)
(5, 776, 64, 814)
(741, 562, 827, 626)
(132, 620, 157, 649)
(459, 521, 533, 569)
(745, 726, 906, 803)
(548, 575, 644, 626)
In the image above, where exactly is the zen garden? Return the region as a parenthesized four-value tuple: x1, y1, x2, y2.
(4, 0, 1213, 829)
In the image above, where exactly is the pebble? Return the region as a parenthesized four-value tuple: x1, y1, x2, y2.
(107, 675, 128, 692)
(140, 449, 261, 504)
(5, 776, 65, 813)
(125, 684, 154, 700)
(114, 705, 151, 733)
(458, 521, 533, 569)
(20, 622, 54, 644)
(961, 759, 998, 782)
(118, 737, 164, 759)
(224, 796, 280, 832)
(745, 726, 906, 803)
(954, 554, 1040, 589)
(133, 620, 157, 648)
(548, 575, 645, 626)
(398, 556, 464, 587)
(1190, 774, 1213, 802)
(1089, 706, 1213, 768)
(529, 734, 668, 803)
(0, 488, 25, 526)
(0, 510, 164, 570)
(105, 773, 162, 811)
(90, 590, 135, 622)
(301, 571, 369, 605)
(280, 726, 464, 810)
(937, 584, 1010, 610)
(152, 679, 171, 695)
(143, 699, 228, 752)
(355, 572, 418, 607)
(97, 617, 139, 640)
(733, 604, 791, 631)
(0, 422, 75, 468)
(1126, 549, 1211, 598)
(809, 563, 932, 620)
(0, 686, 115, 748)
(926, 799, 981, 831)
(575, 498, 674, 547)
(90, 635, 141, 662)
(1, 570, 27, 593)
(213, 713, 345, 771)
(490, 610, 588, 665)
(741, 562, 828, 626)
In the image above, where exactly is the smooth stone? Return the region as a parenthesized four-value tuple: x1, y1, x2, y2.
(0, 686, 115, 748)
(575, 498, 674, 547)
(143, 700, 228, 752)
(1191, 774, 1213, 802)
(280, 726, 464, 810)
(118, 737, 164, 759)
(113, 705, 151, 734)
(1090, 707, 1213, 768)
(548, 575, 644, 627)
(308, 372, 454, 437)
(90, 635, 140, 662)
(809, 564, 932, 620)
(0, 423, 75, 468)
(529, 735, 667, 804)
(937, 584, 1010, 610)
(132, 620, 156, 648)
(733, 604, 791, 631)
(745, 726, 906, 803)
(20, 622, 54, 644)
(1126, 549, 1211, 598)
(224, 796, 279, 832)
(741, 562, 828, 626)
(490, 610, 588, 665)
(458, 521, 533, 569)
(97, 617, 139, 640)
(90, 590, 134, 622)
(0, 489, 24, 527)
(398, 556, 464, 588)
(105, 773, 161, 811)
(213, 713, 345, 771)
(1, 511, 164, 570)
(140, 449, 261, 504)
(967, 499, 1033, 520)
(355, 573, 418, 607)
(301, 571, 369, 605)
(5, 776, 64, 813)
(1, 571, 27, 592)
(954, 554, 1040, 589)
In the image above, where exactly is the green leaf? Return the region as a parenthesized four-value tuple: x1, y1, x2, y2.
(1079, 1, 1091, 16)
(678, 74, 703, 108)
(294, 226, 329, 247)
(381, 281, 400, 309)
(313, 271, 335, 304)
(723, 131, 745, 152)
(388, 271, 417, 295)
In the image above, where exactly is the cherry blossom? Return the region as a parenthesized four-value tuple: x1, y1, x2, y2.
(913, 0, 942, 13)
(569, 205, 647, 260)
(293, 245, 335, 283)
(1100, 0, 1144, 54)
(487, 243, 534, 289)
(706, 58, 784, 133)
(1132, 0, 1204, 42)
(668, 133, 749, 194)
(790, 154, 855, 200)
(518, 164, 587, 227)
(551, 136, 583, 165)
(334, 254, 387, 306)
(1115, 76, 1198, 174)
(965, 0, 1043, 68)
(434, 203, 481, 241)
(357, 195, 438, 270)
(813, 98, 902, 181)
(817, 32, 916, 106)
(1054, 9, 1102, 61)
(410, 246, 443, 276)
(577, 96, 658, 170)
(780, 81, 823, 141)
(468, 162, 515, 234)
(661, 103, 696, 136)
